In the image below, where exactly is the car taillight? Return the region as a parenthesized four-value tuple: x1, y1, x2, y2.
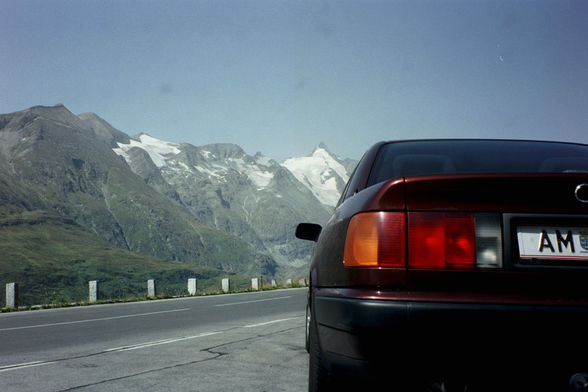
(343, 212, 405, 267)
(408, 212, 476, 269)
(343, 211, 503, 269)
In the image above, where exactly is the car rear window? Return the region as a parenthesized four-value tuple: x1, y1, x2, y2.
(367, 140, 588, 187)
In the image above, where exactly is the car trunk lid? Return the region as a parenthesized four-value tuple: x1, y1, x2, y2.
(405, 173, 588, 214)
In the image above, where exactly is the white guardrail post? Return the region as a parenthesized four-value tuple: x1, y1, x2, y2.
(222, 278, 230, 293)
(188, 278, 197, 295)
(6, 283, 18, 308)
(147, 279, 156, 298)
(251, 278, 260, 291)
(89, 280, 98, 303)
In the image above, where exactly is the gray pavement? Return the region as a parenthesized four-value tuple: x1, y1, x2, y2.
(0, 289, 308, 391)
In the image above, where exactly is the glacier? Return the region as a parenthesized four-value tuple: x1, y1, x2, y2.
(113, 136, 353, 207)
(113, 133, 181, 168)
(281, 146, 350, 206)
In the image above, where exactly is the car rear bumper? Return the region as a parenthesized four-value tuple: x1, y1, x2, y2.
(314, 289, 588, 378)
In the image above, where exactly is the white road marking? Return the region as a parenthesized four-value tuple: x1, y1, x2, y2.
(244, 317, 299, 328)
(0, 308, 190, 332)
(213, 296, 291, 307)
(0, 360, 57, 373)
(104, 331, 220, 352)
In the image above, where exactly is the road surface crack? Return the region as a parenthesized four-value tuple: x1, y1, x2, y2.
(56, 325, 301, 391)
(197, 325, 300, 361)
(56, 352, 224, 392)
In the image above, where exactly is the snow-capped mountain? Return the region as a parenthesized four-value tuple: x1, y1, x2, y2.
(112, 133, 357, 277)
(113, 135, 352, 207)
(114, 136, 352, 208)
(281, 143, 350, 206)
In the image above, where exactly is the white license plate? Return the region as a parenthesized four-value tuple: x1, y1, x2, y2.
(517, 226, 588, 260)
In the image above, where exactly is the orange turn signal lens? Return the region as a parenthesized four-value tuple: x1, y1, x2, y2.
(343, 212, 406, 267)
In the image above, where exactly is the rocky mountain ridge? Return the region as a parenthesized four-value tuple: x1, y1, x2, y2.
(112, 132, 354, 276)
(0, 104, 357, 286)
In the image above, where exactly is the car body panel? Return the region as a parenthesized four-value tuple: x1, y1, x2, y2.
(314, 293, 588, 372)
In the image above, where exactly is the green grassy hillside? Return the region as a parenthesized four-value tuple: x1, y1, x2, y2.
(0, 209, 249, 307)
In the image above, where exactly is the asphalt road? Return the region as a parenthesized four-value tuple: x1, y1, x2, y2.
(0, 288, 308, 392)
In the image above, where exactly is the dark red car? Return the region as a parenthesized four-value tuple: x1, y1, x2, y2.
(296, 140, 588, 391)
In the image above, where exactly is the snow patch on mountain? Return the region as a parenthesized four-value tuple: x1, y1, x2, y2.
(200, 150, 213, 159)
(113, 134, 180, 167)
(229, 157, 274, 188)
(194, 165, 223, 178)
(281, 145, 349, 206)
(248, 170, 273, 188)
(113, 135, 349, 206)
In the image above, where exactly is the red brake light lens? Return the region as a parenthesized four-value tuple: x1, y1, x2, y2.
(343, 212, 405, 267)
(408, 212, 476, 269)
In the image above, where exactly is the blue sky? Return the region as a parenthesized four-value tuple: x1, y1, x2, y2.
(2, 0, 588, 161)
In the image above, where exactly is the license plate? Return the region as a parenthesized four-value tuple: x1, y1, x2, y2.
(517, 226, 588, 260)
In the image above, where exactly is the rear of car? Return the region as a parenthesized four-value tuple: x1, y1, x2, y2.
(297, 140, 588, 391)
